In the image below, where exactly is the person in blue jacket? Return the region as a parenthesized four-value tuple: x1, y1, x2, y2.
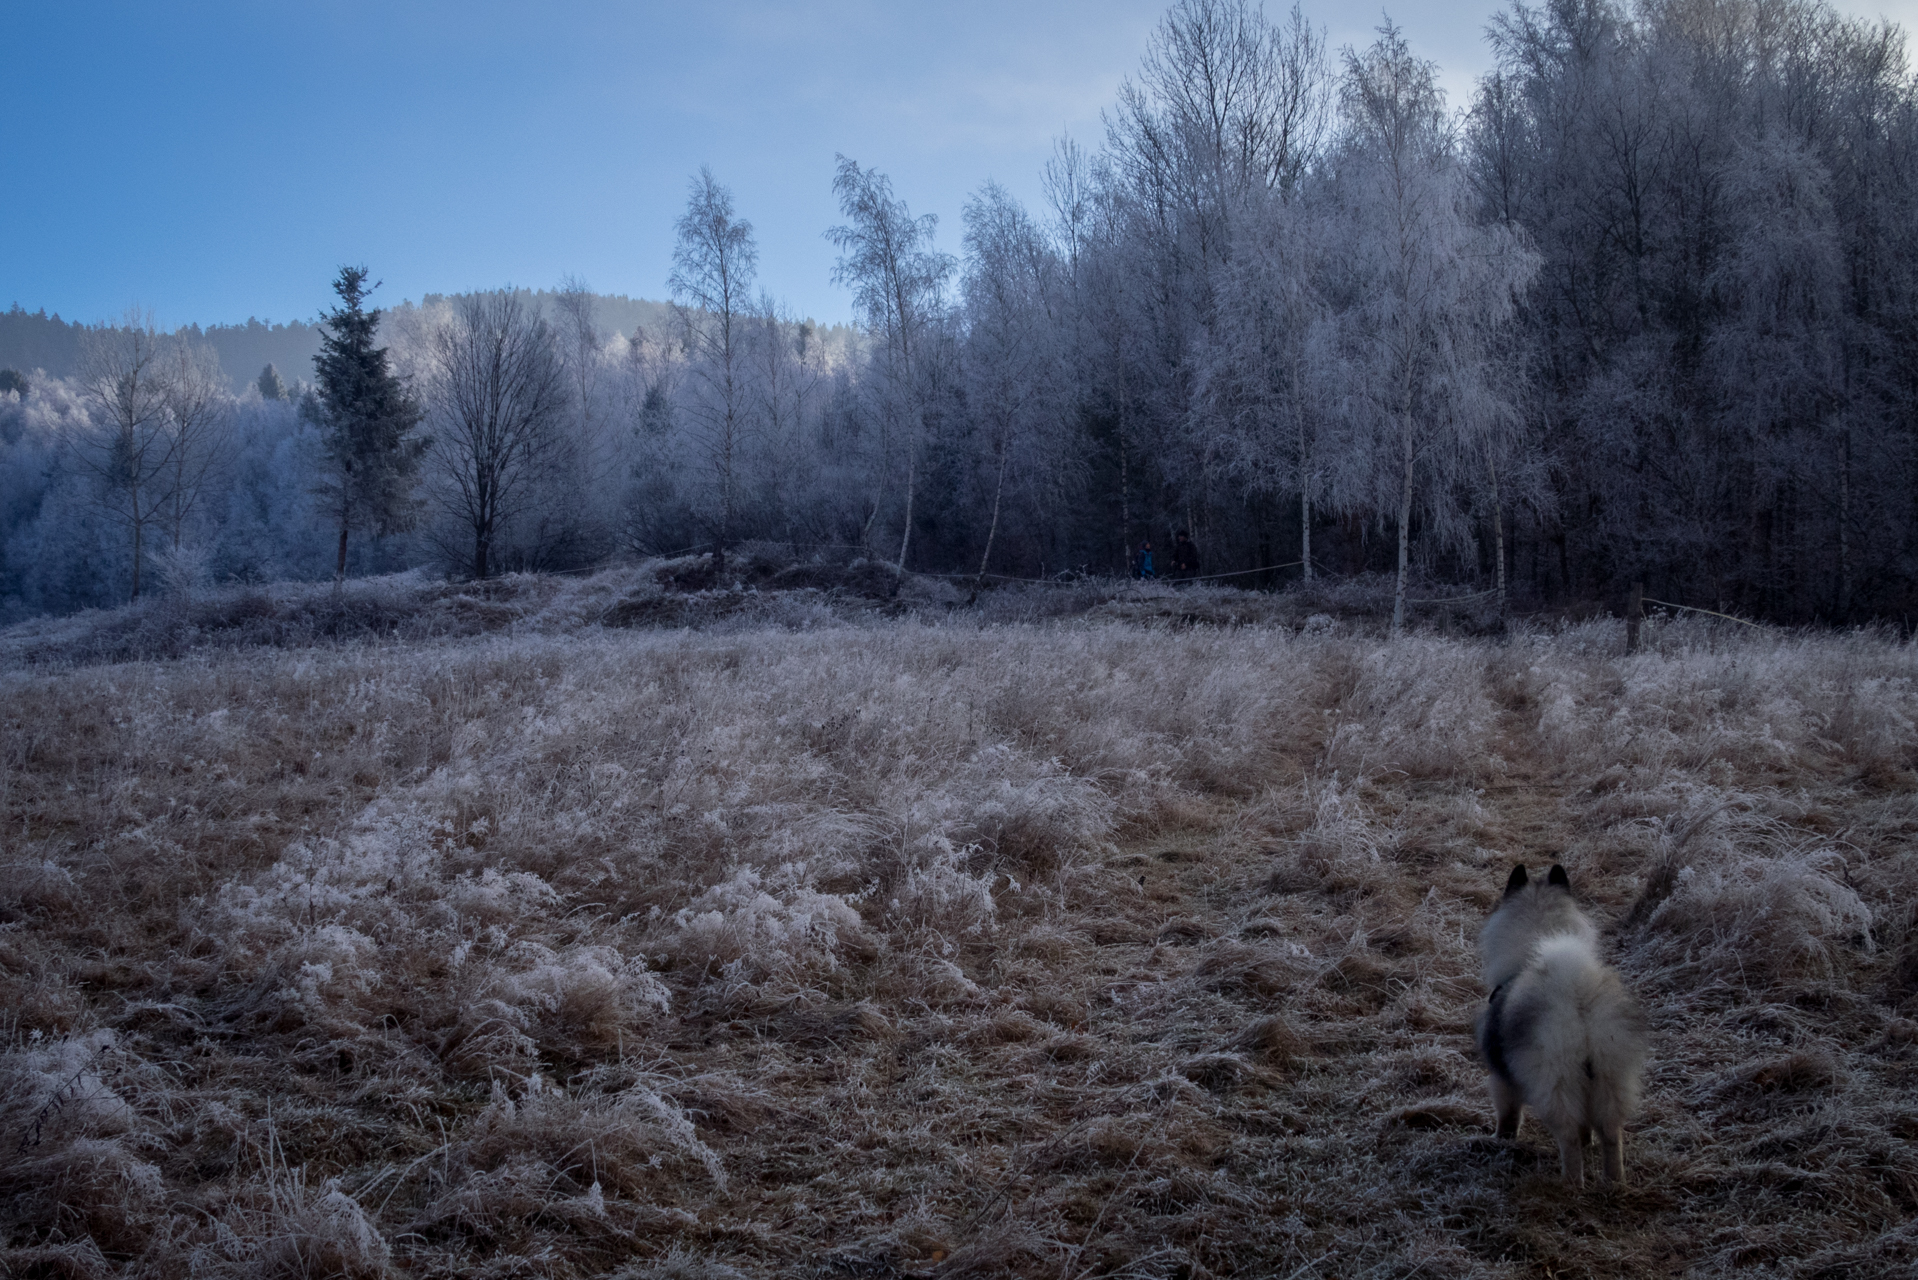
(1134, 539, 1155, 579)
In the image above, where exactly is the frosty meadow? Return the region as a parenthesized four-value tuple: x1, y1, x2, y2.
(2, 567, 1915, 1277)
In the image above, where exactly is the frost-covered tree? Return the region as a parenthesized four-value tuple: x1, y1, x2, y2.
(961, 182, 1072, 578)
(747, 294, 829, 546)
(532, 276, 624, 570)
(1081, 2, 1337, 574)
(553, 274, 601, 444)
(828, 155, 955, 569)
(71, 314, 176, 602)
(424, 290, 571, 580)
(311, 266, 427, 586)
(670, 168, 757, 575)
(1474, 0, 1918, 618)
(212, 395, 327, 586)
(1107, 0, 1331, 270)
(1199, 189, 1333, 579)
(1331, 24, 1539, 630)
(154, 338, 232, 593)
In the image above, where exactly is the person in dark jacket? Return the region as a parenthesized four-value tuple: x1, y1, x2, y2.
(1134, 540, 1155, 579)
(1172, 530, 1200, 582)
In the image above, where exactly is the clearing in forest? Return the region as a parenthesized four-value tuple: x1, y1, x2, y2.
(2, 599, 1915, 1277)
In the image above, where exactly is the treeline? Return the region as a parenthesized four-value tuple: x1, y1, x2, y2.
(0, 272, 865, 620)
(0, 307, 324, 392)
(4, 0, 1916, 625)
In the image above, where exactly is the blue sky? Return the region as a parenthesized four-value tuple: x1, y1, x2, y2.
(5, 0, 1913, 331)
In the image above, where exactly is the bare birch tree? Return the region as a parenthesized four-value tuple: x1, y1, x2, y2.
(828, 155, 954, 570)
(1106, 0, 1331, 289)
(751, 293, 826, 544)
(553, 273, 601, 445)
(670, 168, 757, 576)
(1201, 191, 1332, 580)
(73, 313, 176, 602)
(425, 291, 570, 580)
(1334, 23, 1538, 632)
(962, 182, 1069, 579)
(152, 338, 232, 594)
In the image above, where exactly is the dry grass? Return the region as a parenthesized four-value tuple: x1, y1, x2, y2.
(2, 598, 1915, 1277)
(0, 554, 1498, 673)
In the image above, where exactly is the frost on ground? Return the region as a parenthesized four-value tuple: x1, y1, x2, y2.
(2, 607, 1916, 1278)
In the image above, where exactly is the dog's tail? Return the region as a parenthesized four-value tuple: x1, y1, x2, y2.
(1524, 934, 1647, 1135)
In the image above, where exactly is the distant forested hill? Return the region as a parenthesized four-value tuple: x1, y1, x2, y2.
(188, 317, 326, 389)
(0, 291, 712, 392)
(0, 306, 87, 379)
(0, 305, 324, 389)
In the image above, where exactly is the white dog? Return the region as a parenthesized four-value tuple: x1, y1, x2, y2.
(1476, 864, 1647, 1186)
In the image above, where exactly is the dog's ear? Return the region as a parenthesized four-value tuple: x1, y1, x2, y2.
(1504, 865, 1529, 895)
(1548, 864, 1571, 890)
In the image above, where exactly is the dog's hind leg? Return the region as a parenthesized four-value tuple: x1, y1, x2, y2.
(1600, 1126, 1626, 1186)
(1552, 1122, 1586, 1187)
(1490, 1074, 1522, 1139)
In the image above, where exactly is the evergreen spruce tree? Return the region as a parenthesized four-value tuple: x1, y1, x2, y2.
(311, 266, 425, 584)
(256, 362, 288, 401)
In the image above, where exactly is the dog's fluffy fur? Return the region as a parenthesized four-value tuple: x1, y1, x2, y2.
(1476, 864, 1648, 1186)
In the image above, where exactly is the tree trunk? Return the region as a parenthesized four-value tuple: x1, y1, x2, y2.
(978, 443, 1009, 582)
(1838, 426, 1852, 620)
(335, 521, 349, 589)
(1392, 425, 1414, 635)
(131, 513, 144, 602)
(1298, 413, 1313, 582)
(1300, 490, 1312, 583)
(1487, 450, 1505, 617)
(168, 461, 184, 553)
(896, 440, 918, 573)
(717, 408, 734, 578)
